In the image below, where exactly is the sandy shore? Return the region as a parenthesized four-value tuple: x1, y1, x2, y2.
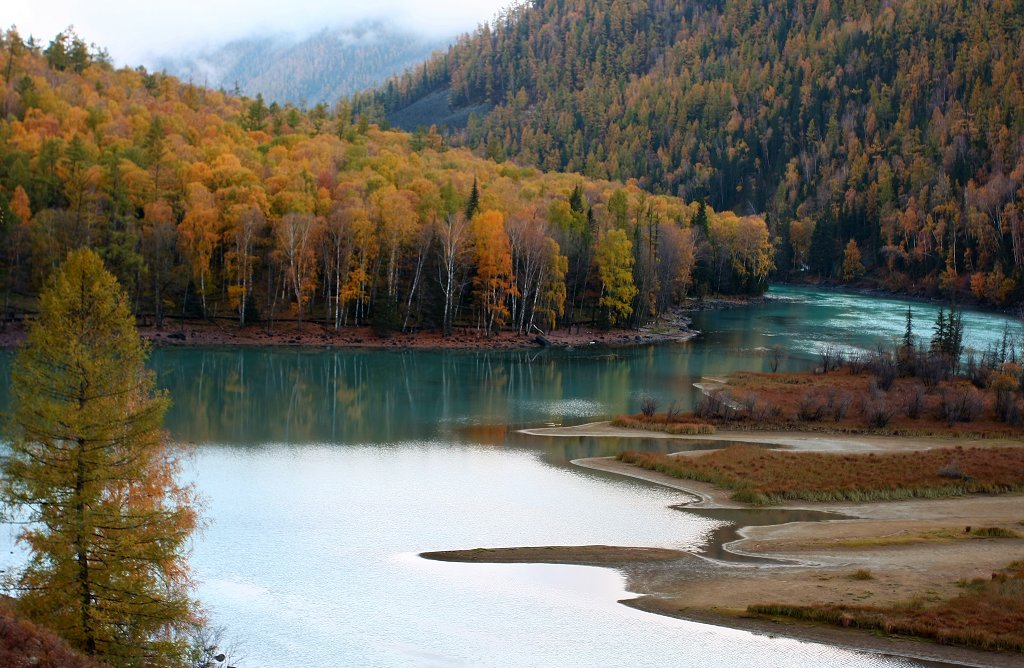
(446, 427, 1024, 666)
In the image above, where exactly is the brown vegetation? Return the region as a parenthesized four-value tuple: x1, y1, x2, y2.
(611, 416, 715, 435)
(0, 600, 107, 668)
(748, 562, 1024, 653)
(616, 445, 1024, 505)
(629, 367, 1024, 439)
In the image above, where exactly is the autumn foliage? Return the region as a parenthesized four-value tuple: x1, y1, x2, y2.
(0, 29, 773, 338)
(361, 0, 1024, 304)
(1, 249, 200, 665)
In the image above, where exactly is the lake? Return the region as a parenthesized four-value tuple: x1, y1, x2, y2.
(1, 286, 1020, 666)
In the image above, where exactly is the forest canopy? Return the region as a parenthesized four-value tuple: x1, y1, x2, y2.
(0, 28, 771, 335)
(357, 0, 1024, 306)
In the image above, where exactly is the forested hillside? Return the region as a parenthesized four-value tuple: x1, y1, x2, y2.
(357, 0, 1024, 306)
(0, 29, 771, 337)
(158, 23, 449, 106)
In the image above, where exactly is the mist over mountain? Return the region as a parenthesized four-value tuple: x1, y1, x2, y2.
(158, 23, 451, 106)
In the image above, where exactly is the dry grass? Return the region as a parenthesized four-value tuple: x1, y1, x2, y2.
(611, 416, 716, 435)
(748, 563, 1024, 653)
(617, 446, 1024, 505)
(811, 527, 1023, 548)
(725, 371, 1024, 437)
(621, 371, 1024, 439)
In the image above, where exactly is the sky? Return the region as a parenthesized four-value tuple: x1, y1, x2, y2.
(6, 0, 515, 67)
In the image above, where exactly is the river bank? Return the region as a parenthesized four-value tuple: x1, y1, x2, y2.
(0, 307, 702, 350)
(443, 425, 1024, 667)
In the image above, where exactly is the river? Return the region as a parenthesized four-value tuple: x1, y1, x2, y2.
(0, 286, 1020, 666)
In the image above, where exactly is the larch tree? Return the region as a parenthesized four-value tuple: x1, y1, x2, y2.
(594, 228, 637, 326)
(842, 239, 865, 282)
(1, 249, 201, 667)
(471, 209, 517, 335)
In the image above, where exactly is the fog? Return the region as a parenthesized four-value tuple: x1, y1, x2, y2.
(7, 0, 516, 67)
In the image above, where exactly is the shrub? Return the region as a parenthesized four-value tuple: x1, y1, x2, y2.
(797, 392, 825, 421)
(993, 371, 1022, 425)
(639, 395, 658, 417)
(916, 350, 947, 387)
(969, 527, 1019, 538)
(695, 391, 738, 420)
(817, 344, 839, 373)
(850, 569, 874, 580)
(938, 460, 967, 480)
(864, 400, 894, 428)
(750, 401, 782, 423)
(936, 388, 985, 423)
(875, 357, 897, 391)
(965, 350, 995, 389)
(905, 383, 925, 419)
(829, 391, 852, 421)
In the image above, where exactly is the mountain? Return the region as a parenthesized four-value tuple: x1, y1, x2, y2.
(356, 0, 1024, 306)
(158, 23, 450, 106)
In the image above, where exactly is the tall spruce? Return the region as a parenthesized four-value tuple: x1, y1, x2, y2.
(465, 177, 480, 221)
(1, 249, 200, 666)
(903, 306, 914, 351)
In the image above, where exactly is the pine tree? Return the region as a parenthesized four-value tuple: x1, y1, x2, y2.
(903, 306, 914, 351)
(899, 305, 915, 374)
(931, 308, 947, 354)
(692, 199, 709, 237)
(465, 177, 480, 221)
(1, 249, 200, 666)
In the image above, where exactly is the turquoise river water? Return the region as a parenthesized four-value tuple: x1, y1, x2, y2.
(0, 286, 1021, 666)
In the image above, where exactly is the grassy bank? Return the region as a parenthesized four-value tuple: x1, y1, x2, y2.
(748, 562, 1024, 653)
(620, 369, 1024, 439)
(616, 446, 1024, 505)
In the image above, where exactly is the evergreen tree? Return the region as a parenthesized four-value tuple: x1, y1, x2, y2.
(1, 249, 200, 666)
(903, 306, 914, 351)
(808, 218, 835, 277)
(568, 183, 586, 215)
(693, 200, 709, 237)
(931, 308, 947, 354)
(899, 305, 915, 374)
(465, 177, 480, 221)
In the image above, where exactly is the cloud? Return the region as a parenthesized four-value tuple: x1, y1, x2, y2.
(6, 0, 515, 66)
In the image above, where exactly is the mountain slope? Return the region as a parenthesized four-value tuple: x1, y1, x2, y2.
(159, 23, 449, 106)
(357, 0, 1024, 305)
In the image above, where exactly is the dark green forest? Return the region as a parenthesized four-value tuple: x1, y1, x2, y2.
(356, 0, 1024, 306)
